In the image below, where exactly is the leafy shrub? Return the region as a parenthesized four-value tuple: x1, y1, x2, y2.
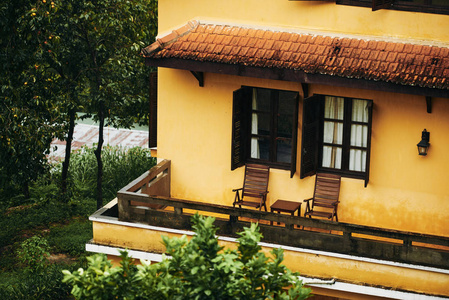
(0, 263, 75, 300)
(16, 236, 50, 273)
(63, 214, 312, 300)
(0, 236, 73, 299)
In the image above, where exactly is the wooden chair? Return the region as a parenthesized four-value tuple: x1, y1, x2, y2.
(304, 173, 341, 222)
(233, 164, 270, 211)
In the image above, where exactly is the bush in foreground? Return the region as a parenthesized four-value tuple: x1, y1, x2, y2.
(63, 214, 312, 300)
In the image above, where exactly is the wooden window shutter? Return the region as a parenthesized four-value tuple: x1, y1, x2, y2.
(290, 94, 300, 178)
(372, 0, 393, 11)
(149, 72, 158, 148)
(231, 87, 251, 170)
(364, 100, 374, 187)
(300, 94, 323, 179)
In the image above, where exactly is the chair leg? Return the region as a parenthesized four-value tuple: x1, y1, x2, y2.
(233, 191, 240, 208)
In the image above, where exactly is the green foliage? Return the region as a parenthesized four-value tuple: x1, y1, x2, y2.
(67, 145, 156, 202)
(17, 235, 50, 273)
(0, 0, 67, 197)
(47, 219, 93, 257)
(0, 0, 158, 202)
(0, 200, 71, 249)
(0, 262, 77, 300)
(63, 252, 139, 300)
(63, 214, 312, 300)
(1, 235, 72, 298)
(0, 145, 155, 252)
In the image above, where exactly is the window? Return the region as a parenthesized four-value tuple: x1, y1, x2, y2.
(232, 87, 299, 177)
(336, 0, 449, 14)
(300, 95, 373, 186)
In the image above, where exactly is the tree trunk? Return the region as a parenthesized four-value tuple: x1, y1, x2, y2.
(61, 107, 76, 196)
(94, 100, 105, 210)
(22, 181, 30, 199)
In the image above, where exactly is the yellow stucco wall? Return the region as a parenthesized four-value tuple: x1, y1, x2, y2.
(153, 0, 449, 237)
(92, 221, 449, 297)
(157, 67, 449, 237)
(159, 0, 449, 45)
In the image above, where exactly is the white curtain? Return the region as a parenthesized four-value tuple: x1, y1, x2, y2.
(251, 88, 260, 159)
(349, 99, 368, 172)
(322, 97, 343, 169)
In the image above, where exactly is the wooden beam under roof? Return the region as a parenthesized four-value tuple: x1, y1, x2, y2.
(146, 58, 449, 99)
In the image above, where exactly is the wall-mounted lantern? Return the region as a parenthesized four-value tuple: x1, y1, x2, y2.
(417, 129, 430, 156)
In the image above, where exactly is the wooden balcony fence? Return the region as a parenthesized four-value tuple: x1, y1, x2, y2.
(117, 159, 449, 270)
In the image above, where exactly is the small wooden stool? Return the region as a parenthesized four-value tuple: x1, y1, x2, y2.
(270, 200, 301, 227)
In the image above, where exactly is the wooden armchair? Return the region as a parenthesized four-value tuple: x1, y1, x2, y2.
(232, 164, 270, 211)
(304, 173, 341, 222)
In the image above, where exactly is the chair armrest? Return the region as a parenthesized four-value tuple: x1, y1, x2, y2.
(303, 198, 313, 203)
(259, 191, 269, 196)
(332, 201, 340, 206)
(232, 188, 243, 192)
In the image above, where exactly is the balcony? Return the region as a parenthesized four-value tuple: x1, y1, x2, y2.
(90, 159, 449, 269)
(89, 159, 449, 297)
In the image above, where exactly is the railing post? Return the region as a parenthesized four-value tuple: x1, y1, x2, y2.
(286, 220, 294, 230)
(343, 230, 352, 253)
(117, 192, 130, 222)
(403, 237, 412, 254)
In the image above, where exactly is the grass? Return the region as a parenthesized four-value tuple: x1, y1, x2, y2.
(0, 145, 156, 297)
(47, 218, 93, 257)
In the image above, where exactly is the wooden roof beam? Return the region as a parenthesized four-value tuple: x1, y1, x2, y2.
(147, 58, 449, 99)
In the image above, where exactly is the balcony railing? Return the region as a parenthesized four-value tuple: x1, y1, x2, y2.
(117, 159, 449, 270)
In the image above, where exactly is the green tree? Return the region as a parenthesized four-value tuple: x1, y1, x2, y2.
(0, 0, 66, 199)
(50, 0, 157, 208)
(63, 215, 312, 299)
(1, 0, 157, 202)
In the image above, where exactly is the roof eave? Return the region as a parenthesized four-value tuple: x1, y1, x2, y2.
(146, 57, 449, 99)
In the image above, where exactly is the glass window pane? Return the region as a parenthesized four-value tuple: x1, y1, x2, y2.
(277, 114, 293, 138)
(322, 146, 342, 169)
(324, 96, 344, 120)
(349, 149, 366, 172)
(251, 112, 270, 135)
(253, 88, 271, 112)
(350, 124, 368, 147)
(352, 99, 369, 122)
(278, 91, 296, 115)
(277, 139, 292, 163)
(323, 121, 343, 144)
(251, 137, 269, 160)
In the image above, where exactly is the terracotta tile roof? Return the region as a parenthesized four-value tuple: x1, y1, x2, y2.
(142, 20, 449, 90)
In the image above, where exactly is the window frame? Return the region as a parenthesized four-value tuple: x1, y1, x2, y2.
(336, 0, 449, 15)
(300, 94, 373, 186)
(231, 86, 299, 177)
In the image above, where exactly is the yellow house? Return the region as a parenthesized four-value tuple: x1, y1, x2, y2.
(88, 1, 449, 298)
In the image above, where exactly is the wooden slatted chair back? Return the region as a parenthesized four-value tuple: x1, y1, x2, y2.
(242, 164, 270, 198)
(233, 164, 270, 211)
(304, 173, 341, 221)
